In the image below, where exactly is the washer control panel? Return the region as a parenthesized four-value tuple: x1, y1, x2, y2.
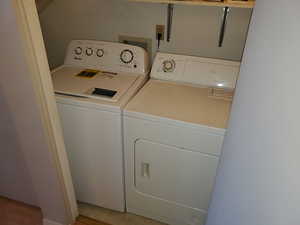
(151, 53, 241, 89)
(64, 40, 149, 75)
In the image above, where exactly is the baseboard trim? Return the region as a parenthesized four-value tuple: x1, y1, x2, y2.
(43, 219, 67, 225)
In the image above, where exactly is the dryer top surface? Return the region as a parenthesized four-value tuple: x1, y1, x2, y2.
(125, 80, 232, 129)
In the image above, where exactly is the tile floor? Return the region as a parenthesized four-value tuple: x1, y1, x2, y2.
(78, 202, 167, 225)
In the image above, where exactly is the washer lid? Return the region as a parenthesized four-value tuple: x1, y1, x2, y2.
(52, 66, 139, 102)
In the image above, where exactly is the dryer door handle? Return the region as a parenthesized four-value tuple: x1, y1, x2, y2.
(141, 162, 150, 178)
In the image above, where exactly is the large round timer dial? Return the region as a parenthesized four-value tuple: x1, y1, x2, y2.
(162, 59, 176, 73)
(120, 49, 134, 64)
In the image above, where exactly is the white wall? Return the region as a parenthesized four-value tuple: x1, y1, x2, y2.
(39, 0, 252, 68)
(206, 1, 300, 225)
(0, 0, 69, 224)
(0, 90, 38, 206)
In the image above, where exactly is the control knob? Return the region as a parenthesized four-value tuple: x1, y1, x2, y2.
(74, 47, 82, 55)
(162, 59, 176, 72)
(86, 48, 93, 56)
(97, 49, 104, 57)
(120, 49, 134, 64)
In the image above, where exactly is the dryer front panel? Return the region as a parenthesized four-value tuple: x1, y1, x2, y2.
(124, 116, 225, 225)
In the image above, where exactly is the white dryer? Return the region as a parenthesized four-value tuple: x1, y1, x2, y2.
(123, 53, 240, 224)
(51, 40, 149, 212)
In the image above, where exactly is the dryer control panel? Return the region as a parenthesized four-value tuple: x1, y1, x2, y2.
(64, 40, 150, 75)
(151, 53, 241, 89)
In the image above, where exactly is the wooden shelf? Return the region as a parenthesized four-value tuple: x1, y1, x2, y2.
(128, 0, 255, 8)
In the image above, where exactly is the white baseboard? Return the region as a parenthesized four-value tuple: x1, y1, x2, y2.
(43, 219, 67, 225)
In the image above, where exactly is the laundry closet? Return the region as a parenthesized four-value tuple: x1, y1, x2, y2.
(38, 1, 254, 225)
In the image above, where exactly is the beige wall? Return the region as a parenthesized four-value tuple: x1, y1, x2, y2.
(0, 0, 69, 224)
(39, 0, 252, 69)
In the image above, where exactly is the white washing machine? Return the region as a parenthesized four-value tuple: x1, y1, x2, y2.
(51, 40, 149, 212)
(123, 53, 240, 225)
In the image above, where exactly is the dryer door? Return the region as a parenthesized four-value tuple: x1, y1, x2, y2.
(135, 139, 219, 212)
